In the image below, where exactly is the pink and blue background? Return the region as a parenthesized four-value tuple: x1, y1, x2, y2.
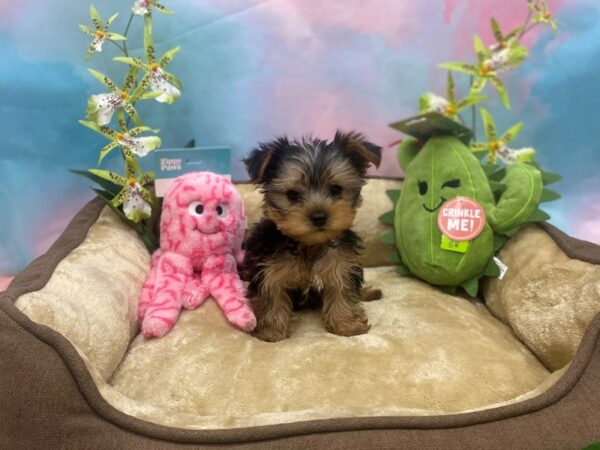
(1, 0, 599, 278)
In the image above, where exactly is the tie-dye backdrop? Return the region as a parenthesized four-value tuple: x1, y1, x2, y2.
(1, 0, 599, 275)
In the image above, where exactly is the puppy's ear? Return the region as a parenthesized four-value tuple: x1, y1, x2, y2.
(243, 137, 290, 184)
(334, 131, 382, 173)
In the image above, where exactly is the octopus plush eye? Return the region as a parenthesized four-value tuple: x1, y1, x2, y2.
(188, 201, 204, 216)
(216, 204, 229, 218)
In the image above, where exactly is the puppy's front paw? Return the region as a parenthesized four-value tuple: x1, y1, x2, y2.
(252, 324, 289, 342)
(327, 318, 371, 337)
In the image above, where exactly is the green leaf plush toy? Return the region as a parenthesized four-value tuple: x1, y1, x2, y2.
(381, 113, 560, 296)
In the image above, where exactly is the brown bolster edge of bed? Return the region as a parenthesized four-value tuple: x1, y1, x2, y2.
(1, 197, 599, 449)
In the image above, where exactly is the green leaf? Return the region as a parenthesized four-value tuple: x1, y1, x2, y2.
(439, 62, 479, 75)
(89, 169, 127, 186)
(541, 171, 562, 185)
(461, 276, 480, 297)
(387, 251, 402, 264)
(527, 209, 551, 223)
(488, 167, 506, 182)
(440, 285, 457, 295)
(540, 188, 561, 203)
(494, 234, 509, 252)
(379, 210, 395, 226)
(184, 139, 196, 148)
(87, 68, 118, 92)
(386, 189, 401, 204)
(503, 225, 522, 237)
(484, 257, 501, 277)
(491, 17, 504, 42)
(70, 169, 122, 195)
(380, 231, 396, 246)
(396, 265, 412, 276)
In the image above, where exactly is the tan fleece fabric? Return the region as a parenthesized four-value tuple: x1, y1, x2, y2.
(236, 179, 400, 268)
(15, 208, 149, 380)
(107, 267, 549, 428)
(484, 225, 600, 371)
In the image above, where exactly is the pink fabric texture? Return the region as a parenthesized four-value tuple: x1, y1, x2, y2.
(138, 172, 256, 338)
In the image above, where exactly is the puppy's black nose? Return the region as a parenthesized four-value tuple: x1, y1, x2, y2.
(310, 211, 328, 227)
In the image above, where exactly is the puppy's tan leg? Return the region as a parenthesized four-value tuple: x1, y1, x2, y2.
(362, 285, 383, 302)
(322, 286, 370, 337)
(251, 290, 292, 342)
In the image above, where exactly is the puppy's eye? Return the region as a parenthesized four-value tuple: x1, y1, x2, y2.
(188, 201, 204, 216)
(442, 179, 461, 189)
(418, 180, 428, 196)
(286, 190, 302, 203)
(216, 204, 229, 218)
(329, 185, 343, 198)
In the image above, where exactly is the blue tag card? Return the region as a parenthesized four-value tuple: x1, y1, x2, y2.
(154, 147, 231, 197)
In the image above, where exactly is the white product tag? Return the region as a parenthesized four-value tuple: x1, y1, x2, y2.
(493, 256, 508, 280)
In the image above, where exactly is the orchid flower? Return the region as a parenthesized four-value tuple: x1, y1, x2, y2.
(528, 0, 558, 33)
(440, 35, 528, 109)
(79, 120, 161, 164)
(86, 68, 146, 126)
(79, 5, 126, 60)
(132, 0, 174, 16)
(470, 108, 536, 165)
(114, 16, 182, 104)
(89, 162, 155, 222)
(419, 72, 486, 121)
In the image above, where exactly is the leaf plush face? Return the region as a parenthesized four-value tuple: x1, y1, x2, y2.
(394, 135, 494, 286)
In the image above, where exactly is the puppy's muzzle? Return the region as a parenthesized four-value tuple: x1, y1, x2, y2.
(310, 211, 328, 227)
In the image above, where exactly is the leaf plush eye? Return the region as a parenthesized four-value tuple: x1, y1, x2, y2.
(418, 180, 428, 196)
(188, 201, 204, 216)
(442, 179, 461, 189)
(216, 204, 229, 217)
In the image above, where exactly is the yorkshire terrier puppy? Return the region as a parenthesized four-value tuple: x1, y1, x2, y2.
(243, 131, 383, 342)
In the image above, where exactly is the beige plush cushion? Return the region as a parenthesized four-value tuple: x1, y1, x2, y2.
(15, 208, 149, 380)
(484, 225, 600, 371)
(237, 178, 399, 268)
(106, 266, 549, 429)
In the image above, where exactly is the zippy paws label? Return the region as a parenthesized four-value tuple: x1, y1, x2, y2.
(437, 197, 486, 241)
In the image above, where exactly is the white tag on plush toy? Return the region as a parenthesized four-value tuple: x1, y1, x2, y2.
(493, 257, 508, 280)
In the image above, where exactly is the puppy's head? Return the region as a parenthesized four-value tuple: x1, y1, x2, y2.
(244, 131, 381, 245)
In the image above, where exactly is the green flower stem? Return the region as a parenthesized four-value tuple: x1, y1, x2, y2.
(122, 13, 135, 57)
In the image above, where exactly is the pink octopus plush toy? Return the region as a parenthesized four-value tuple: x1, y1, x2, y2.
(138, 172, 256, 338)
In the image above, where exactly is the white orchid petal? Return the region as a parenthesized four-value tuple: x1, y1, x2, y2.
(149, 68, 181, 103)
(132, 0, 150, 15)
(123, 184, 152, 220)
(88, 93, 123, 126)
(119, 136, 161, 157)
(92, 37, 105, 53)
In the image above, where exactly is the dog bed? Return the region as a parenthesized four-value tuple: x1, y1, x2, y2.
(1, 179, 600, 449)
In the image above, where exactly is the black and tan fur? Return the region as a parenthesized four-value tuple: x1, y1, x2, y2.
(243, 132, 383, 342)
